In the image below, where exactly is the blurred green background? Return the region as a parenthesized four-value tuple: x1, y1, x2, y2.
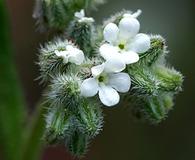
(5, 0, 195, 159)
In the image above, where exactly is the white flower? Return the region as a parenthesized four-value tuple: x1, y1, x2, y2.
(55, 45, 84, 65)
(74, 9, 94, 23)
(80, 58, 131, 107)
(100, 10, 150, 66)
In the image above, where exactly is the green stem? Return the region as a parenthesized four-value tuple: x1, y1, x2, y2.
(22, 102, 47, 160)
(0, 1, 25, 160)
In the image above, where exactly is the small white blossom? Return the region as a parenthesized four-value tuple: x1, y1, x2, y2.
(100, 10, 150, 66)
(55, 45, 84, 65)
(80, 58, 131, 107)
(75, 9, 94, 23)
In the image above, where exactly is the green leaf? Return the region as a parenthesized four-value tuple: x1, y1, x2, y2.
(0, 1, 25, 160)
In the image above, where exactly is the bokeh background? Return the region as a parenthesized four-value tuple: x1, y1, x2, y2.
(6, 0, 195, 159)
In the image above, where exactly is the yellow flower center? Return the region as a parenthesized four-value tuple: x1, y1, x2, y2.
(97, 73, 109, 84)
(118, 43, 125, 50)
(98, 75, 105, 82)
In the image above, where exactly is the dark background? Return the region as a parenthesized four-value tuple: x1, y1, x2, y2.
(6, 0, 195, 159)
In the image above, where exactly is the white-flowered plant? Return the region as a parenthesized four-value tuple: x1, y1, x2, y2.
(55, 45, 85, 65)
(80, 58, 130, 106)
(100, 10, 150, 66)
(80, 10, 150, 107)
(75, 9, 95, 23)
(36, 2, 183, 157)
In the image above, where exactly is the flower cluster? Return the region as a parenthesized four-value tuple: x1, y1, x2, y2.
(37, 5, 183, 156)
(100, 10, 150, 66)
(42, 10, 150, 107)
(80, 10, 150, 106)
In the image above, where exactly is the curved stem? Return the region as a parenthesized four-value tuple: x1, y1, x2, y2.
(0, 1, 25, 159)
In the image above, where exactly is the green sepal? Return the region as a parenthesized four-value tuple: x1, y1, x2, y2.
(65, 131, 89, 157)
(155, 65, 183, 93)
(138, 35, 166, 67)
(38, 39, 77, 83)
(130, 93, 174, 124)
(128, 67, 160, 96)
(46, 73, 82, 111)
(74, 99, 103, 138)
(143, 94, 174, 124)
(44, 104, 74, 145)
(33, 0, 105, 31)
(68, 19, 97, 57)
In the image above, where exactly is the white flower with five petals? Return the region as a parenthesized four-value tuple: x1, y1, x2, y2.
(100, 10, 150, 66)
(55, 45, 84, 65)
(80, 58, 131, 107)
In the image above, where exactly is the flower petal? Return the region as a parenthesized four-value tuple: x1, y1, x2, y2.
(55, 50, 69, 63)
(128, 33, 150, 53)
(103, 23, 119, 44)
(55, 50, 68, 57)
(121, 51, 139, 64)
(80, 78, 99, 97)
(123, 9, 142, 18)
(99, 43, 119, 60)
(119, 17, 140, 40)
(108, 73, 131, 93)
(98, 85, 120, 106)
(66, 45, 75, 51)
(75, 9, 85, 19)
(91, 63, 105, 77)
(67, 47, 85, 65)
(104, 57, 126, 73)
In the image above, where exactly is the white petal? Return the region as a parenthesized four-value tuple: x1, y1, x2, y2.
(119, 17, 140, 40)
(79, 17, 94, 23)
(99, 43, 119, 60)
(66, 45, 75, 51)
(104, 57, 126, 73)
(103, 23, 119, 44)
(98, 85, 120, 106)
(55, 50, 61, 57)
(80, 78, 99, 97)
(108, 73, 131, 93)
(67, 46, 85, 65)
(131, 9, 142, 18)
(55, 50, 67, 57)
(128, 33, 150, 53)
(91, 63, 105, 77)
(123, 10, 142, 18)
(121, 51, 139, 64)
(75, 9, 85, 19)
(55, 50, 69, 63)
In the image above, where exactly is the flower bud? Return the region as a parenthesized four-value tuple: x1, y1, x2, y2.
(33, 0, 105, 31)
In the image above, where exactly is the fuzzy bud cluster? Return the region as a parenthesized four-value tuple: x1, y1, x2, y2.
(36, 4, 183, 157)
(33, 0, 105, 31)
